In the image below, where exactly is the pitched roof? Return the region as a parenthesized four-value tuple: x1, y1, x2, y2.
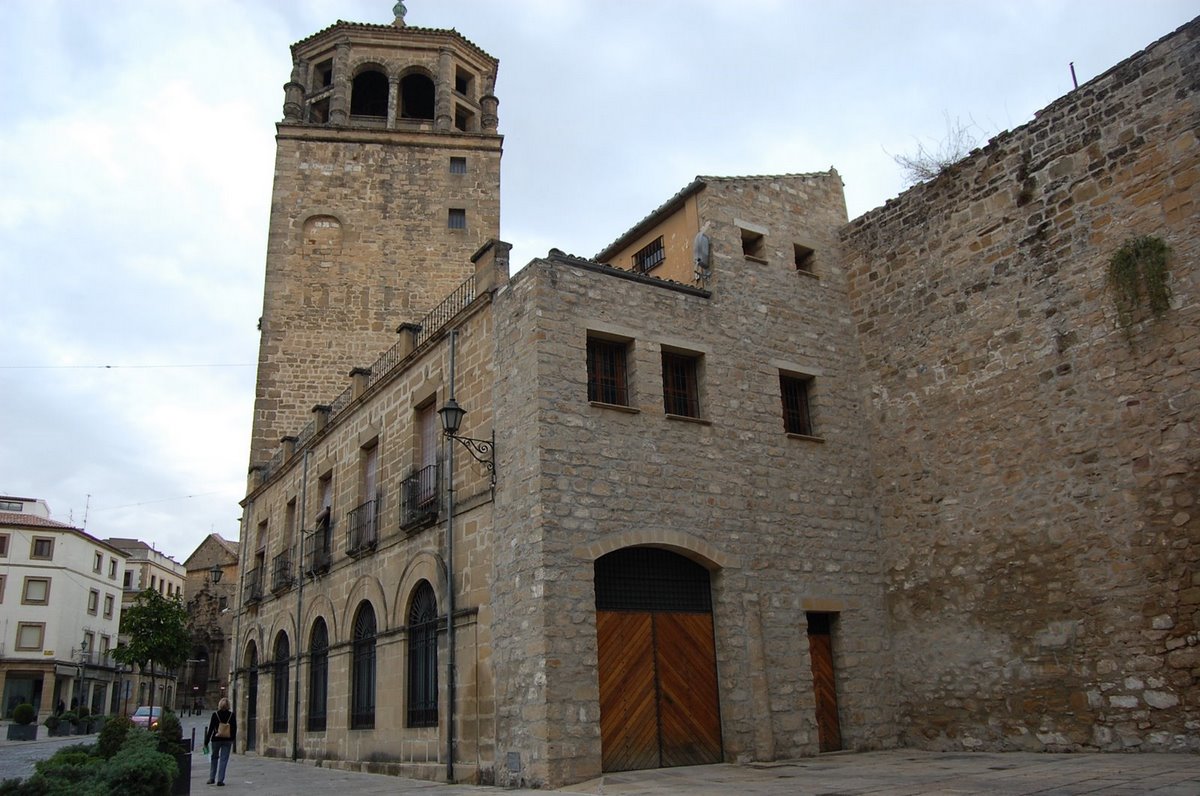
(0, 511, 77, 530)
(292, 20, 497, 66)
(594, 172, 838, 263)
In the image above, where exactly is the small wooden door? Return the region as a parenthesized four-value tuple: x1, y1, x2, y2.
(595, 547, 723, 773)
(806, 612, 842, 752)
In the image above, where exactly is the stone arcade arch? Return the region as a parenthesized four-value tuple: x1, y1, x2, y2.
(594, 547, 723, 772)
(243, 641, 258, 752)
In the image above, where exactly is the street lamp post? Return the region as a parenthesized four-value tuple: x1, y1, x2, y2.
(436, 329, 497, 782)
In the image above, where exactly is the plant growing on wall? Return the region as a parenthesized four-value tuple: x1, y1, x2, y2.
(1107, 234, 1172, 331)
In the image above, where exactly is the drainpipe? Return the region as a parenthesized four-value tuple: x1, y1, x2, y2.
(231, 501, 250, 750)
(445, 330, 458, 783)
(292, 450, 310, 760)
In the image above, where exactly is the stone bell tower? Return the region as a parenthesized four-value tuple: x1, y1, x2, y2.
(248, 4, 502, 466)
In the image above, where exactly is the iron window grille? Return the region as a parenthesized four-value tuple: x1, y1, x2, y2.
(448, 208, 467, 229)
(307, 620, 328, 732)
(780, 373, 815, 436)
(661, 352, 700, 418)
(350, 603, 376, 729)
(587, 337, 629, 405)
(304, 513, 332, 576)
(406, 582, 439, 727)
(632, 236, 665, 274)
(271, 635, 289, 734)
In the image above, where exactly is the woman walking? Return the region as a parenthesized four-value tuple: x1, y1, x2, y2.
(204, 697, 237, 786)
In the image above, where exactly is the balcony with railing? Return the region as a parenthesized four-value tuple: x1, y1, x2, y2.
(346, 499, 379, 557)
(303, 530, 332, 577)
(400, 464, 440, 531)
(244, 567, 264, 605)
(271, 552, 295, 594)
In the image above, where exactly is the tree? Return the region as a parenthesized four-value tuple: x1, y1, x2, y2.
(113, 589, 191, 715)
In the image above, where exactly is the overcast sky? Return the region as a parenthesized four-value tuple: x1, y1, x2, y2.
(2, 1, 1195, 563)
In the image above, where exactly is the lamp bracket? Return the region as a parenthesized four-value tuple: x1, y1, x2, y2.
(445, 430, 496, 488)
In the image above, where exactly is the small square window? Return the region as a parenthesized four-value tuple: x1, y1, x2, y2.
(741, 228, 765, 260)
(22, 577, 50, 605)
(794, 243, 815, 274)
(16, 622, 45, 651)
(780, 373, 816, 436)
(31, 537, 54, 560)
(661, 351, 701, 418)
(587, 336, 630, 406)
(315, 59, 333, 88)
(454, 66, 474, 96)
(103, 593, 115, 619)
(94, 551, 103, 572)
(448, 208, 467, 230)
(88, 588, 100, 615)
(450, 157, 467, 174)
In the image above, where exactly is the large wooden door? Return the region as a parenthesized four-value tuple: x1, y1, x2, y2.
(595, 548, 723, 773)
(806, 612, 842, 752)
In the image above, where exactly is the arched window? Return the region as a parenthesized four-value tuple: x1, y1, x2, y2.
(406, 581, 438, 727)
(351, 69, 388, 117)
(271, 632, 289, 733)
(350, 602, 376, 729)
(400, 73, 435, 120)
(307, 618, 328, 732)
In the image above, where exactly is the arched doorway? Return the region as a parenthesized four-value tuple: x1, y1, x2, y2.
(244, 643, 258, 751)
(594, 547, 722, 772)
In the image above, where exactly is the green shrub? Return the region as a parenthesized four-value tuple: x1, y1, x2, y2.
(59, 712, 77, 726)
(99, 729, 176, 796)
(155, 710, 186, 755)
(96, 715, 134, 759)
(42, 715, 59, 730)
(75, 706, 89, 720)
(11, 704, 35, 725)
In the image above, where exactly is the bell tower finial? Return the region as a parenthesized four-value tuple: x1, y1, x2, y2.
(392, 1, 407, 26)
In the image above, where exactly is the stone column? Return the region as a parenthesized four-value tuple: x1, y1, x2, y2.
(387, 76, 400, 129)
(282, 59, 306, 122)
(435, 48, 454, 131)
(481, 75, 499, 134)
(329, 41, 352, 125)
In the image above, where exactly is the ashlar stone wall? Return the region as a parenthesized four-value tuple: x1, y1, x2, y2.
(841, 17, 1199, 752)
(490, 172, 897, 786)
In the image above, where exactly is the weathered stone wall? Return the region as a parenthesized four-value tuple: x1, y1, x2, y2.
(236, 290, 498, 781)
(841, 18, 1199, 751)
(490, 172, 897, 786)
(249, 127, 502, 466)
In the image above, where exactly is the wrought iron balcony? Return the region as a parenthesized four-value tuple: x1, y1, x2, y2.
(244, 567, 264, 605)
(303, 530, 332, 577)
(271, 552, 295, 594)
(346, 498, 379, 557)
(400, 463, 440, 531)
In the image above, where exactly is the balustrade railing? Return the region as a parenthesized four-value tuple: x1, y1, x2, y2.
(400, 464, 440, 530)
(346, 499, 379, 556)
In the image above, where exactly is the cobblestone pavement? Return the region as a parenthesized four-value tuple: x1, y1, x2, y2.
(4, 719, 1199, 794)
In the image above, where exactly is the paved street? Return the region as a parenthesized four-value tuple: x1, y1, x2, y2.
(3, 716, 1199, 794)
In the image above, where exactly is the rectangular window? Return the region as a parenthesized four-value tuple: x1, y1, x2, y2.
(108, 558, 117, 578)
(741, 227, 765, 260)
(88, 588, 100, 615)
(0, 500, 21, 512)
(780, 373, 816, 436)
(449, 156, 467, 174)
(0, 534, 8, 557)
(632, 236, 665, 274)
(123, 571, 133, 590)
(448, 208, 467, 229)
(454, 66, 474, 95)
(661, 351, 701, 418)
(794, 243, 816, 274)
(15, 622, 45, 651)
(150, 574, 157, 591)
(31, 536, 54, 560)
(103, 593, 115, 619)
(0, 574, 5, 603)
(22, 577, 50, 605)
(94, 551, 103, 572)
(587, 336, 630, 406)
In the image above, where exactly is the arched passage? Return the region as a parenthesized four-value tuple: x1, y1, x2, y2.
(243, 641, 258, 752)
(594, 547, 722, 772)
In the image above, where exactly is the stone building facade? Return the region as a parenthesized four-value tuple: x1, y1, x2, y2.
(181, 534, 240, 712)
(840, 18, 1199, 752)
(233, 8, 1198, 789)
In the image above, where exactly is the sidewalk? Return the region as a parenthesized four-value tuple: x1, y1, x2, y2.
(189, 748, 1200, 795)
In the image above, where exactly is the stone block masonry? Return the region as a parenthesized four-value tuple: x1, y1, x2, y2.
(841, 17, 1199, 752)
